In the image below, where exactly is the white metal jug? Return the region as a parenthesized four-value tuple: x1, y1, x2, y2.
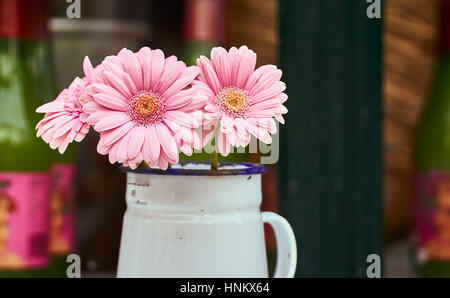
(117, 163, 297, 278)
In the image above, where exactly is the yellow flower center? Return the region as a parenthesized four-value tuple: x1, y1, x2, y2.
(128, 90, 165, 126)
(215, 87, 251, 118)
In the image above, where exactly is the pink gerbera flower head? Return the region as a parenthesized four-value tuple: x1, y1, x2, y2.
(82, 47, 206, 170)
(194, 46, 288, 156)
(35, 57, 98, 153)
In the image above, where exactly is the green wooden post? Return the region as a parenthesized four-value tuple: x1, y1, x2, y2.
(278, 0, 383, 277)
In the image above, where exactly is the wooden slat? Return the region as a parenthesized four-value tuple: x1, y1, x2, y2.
(383, 0, 440, 241)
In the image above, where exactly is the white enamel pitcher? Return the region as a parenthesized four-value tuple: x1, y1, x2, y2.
(117, 163, 297, 278)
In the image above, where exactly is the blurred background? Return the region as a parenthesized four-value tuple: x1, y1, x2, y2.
(1, 0, 450, 277)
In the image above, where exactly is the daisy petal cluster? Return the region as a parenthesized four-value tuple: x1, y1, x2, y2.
(82, 47, 206, 169)
(194, 46, 288, 156)
(36, 45, 288, 169)
(35, 57, 98, 153)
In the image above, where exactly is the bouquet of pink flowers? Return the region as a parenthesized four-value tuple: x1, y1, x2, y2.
(36, 46, 288, 170)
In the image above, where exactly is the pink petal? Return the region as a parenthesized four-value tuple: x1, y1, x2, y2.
(36, 101, 65, 113)
(174, 134, 194, 156)
(93, 93, 128, 111)
(97, 137, 112, 155)
(249, 68, 282, 96)
(156, 60, 185, 94)
(103, 71, 133, 99)
(116, 132, 133, 163)
(251, 99, 283, 111)
(247, 118, 277, 134)
(127, 126, 145, 160)
(220, 115, 234, 133)
(35, 111, 67, 130)
(150, 49, 165, 89)
(193, 130, 202, 150)
(82, 101, 107, 115)
(247, 110, 275, 118)
(143, 125, 160, 162)
(234, 118, 250, 139)
(197, 55, 222, 94)
(86, 109, 116, 125)
(122, 72, 138, 95)
(164, 111, 199, 128)
(200, 120, 217, 147)
(178, 89, 208, 112)
(235, 46, 257, 88)
(138, 47, 152, 90)
(157, 152, 169, 170)
(83, 56, 94, 83)
(204, 103, 218, 113)
(127, 153, 144, 169)
(91, 83, 128, 103)
(53, 119, 78, 139)
(274, 104, 288, 114)
(161, 66, 200, 99)
(102, 58, 126, 77)
(39, 125, 58, 142)
(251, 81, 286, 103)
(165, 88, 194, 111)
(38, 115, 74, 136)
(155, 123, 179, 161)
(275, 113, 285, 124)
(164, 119, 194, 144)
(228, 47, 241, 86)
(94, 112, 130, 132)
(108, 141, 120, 164)
(244, 65, 277, 93)
(191, 80, 215, 100)
(101, 121, 135, 147)
(226, 130, 236, 146)
(57, 137, 71, 154)
(246, 122, 272, 144)
(217, 131, 230, 156)
(122, 49, 143, 90)
(211, 47, 231, 87)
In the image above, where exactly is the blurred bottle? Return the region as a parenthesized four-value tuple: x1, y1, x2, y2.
(0, 0, 52, 277)
(181, 0, 248, 163)
(182, 0, 227, 66)
(414, 0, 450, 277)
(48, 148, 76, 278)
(21, 0, 76, 277)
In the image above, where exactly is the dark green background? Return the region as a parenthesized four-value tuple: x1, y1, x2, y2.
(278, 0, 383, 277)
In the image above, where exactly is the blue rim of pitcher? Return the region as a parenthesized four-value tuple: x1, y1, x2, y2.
(121, 162, 268, 176)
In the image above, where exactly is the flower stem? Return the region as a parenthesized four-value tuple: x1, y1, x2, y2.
(138, 162, 149, 169)
(211, 151, 219, 171)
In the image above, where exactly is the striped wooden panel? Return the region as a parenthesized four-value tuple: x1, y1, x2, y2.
(384, 0, 440, 242)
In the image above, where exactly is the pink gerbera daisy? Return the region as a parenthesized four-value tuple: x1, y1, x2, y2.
(194, 46, 288, 156)
(82, 47, 206, 170)
(35, 57, 97, 153)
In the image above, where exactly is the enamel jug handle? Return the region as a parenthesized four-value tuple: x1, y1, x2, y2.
(262, 212, 297, 278)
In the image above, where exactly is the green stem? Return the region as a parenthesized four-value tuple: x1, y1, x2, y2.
(138, 161, 149, 169)
(211, 151, 219, 170)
